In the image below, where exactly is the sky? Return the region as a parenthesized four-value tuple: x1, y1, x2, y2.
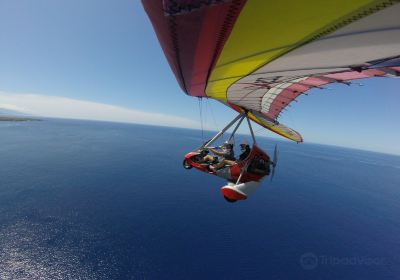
(0, 0, 399, 155)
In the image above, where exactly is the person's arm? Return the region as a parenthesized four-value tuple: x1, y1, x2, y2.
(209, 148, 224, 156)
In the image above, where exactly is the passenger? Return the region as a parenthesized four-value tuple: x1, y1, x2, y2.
(239, 142, 251, 161)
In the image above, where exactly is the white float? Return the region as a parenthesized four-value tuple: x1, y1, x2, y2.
(221, 181, 261, 202)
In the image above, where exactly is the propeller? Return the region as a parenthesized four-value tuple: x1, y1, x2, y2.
(270, 144, 278, 182)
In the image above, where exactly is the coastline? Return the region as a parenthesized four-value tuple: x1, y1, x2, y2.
(0, 116, 41, 122)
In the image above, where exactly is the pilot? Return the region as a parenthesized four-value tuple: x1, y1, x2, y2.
(204, 141, 235, 171)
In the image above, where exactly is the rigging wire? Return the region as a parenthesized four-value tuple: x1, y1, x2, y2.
(207, 98, 220, 132)
(206, 98, 227, 143)
(198, 97, 205, 142)
(254, 122, 272, 140)
(254, 126, 264, 134)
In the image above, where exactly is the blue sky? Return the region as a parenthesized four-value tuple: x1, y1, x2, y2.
(0, 0, 399, 155)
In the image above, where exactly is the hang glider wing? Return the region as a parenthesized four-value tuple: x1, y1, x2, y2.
(142, 0, 400, 142)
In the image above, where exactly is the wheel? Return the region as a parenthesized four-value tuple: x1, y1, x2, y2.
(223, 196, 238, 203)
(183, 159, 193, 169)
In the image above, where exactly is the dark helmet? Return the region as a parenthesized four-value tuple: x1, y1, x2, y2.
(240, 141, 250, 150)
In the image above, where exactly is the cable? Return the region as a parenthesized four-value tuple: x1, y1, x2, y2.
(207, 98, 220, 131)
(198, 97, 205, 142)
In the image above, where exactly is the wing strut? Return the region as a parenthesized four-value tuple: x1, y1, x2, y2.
(228, 115, 246, 141)
(202, 112, 246, 149)
(202, 110, 259, 150)
(246, 115, 256, 145)
(235, 114, 257, 184)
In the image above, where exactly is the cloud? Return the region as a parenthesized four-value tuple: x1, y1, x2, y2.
(0, 103, 26, 112)
(0, 91, 200, 129)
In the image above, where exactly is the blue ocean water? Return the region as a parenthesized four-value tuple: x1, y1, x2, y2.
(0, 119, 399, 279)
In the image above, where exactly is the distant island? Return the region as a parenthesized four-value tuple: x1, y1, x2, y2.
(0, 108, 41, 121)
(0, 116, 41, 122)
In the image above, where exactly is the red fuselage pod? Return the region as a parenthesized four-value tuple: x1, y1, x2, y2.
(183, 144, 271, 183)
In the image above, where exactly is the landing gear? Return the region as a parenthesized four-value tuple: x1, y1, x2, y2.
(183, 159, 193, 169)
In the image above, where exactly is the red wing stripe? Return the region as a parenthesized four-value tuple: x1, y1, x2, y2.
(142, 0, 246, 96)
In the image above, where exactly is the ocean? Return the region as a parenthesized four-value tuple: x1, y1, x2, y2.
(0, 119, 399, 279)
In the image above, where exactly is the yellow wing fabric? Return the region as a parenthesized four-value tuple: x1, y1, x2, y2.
(143, 0, 400, 142)
(207, 0, 384, 100)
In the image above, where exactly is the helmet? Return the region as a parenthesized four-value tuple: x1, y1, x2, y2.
(240, 140, 250, 150)
(222, 140, 233, 149)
